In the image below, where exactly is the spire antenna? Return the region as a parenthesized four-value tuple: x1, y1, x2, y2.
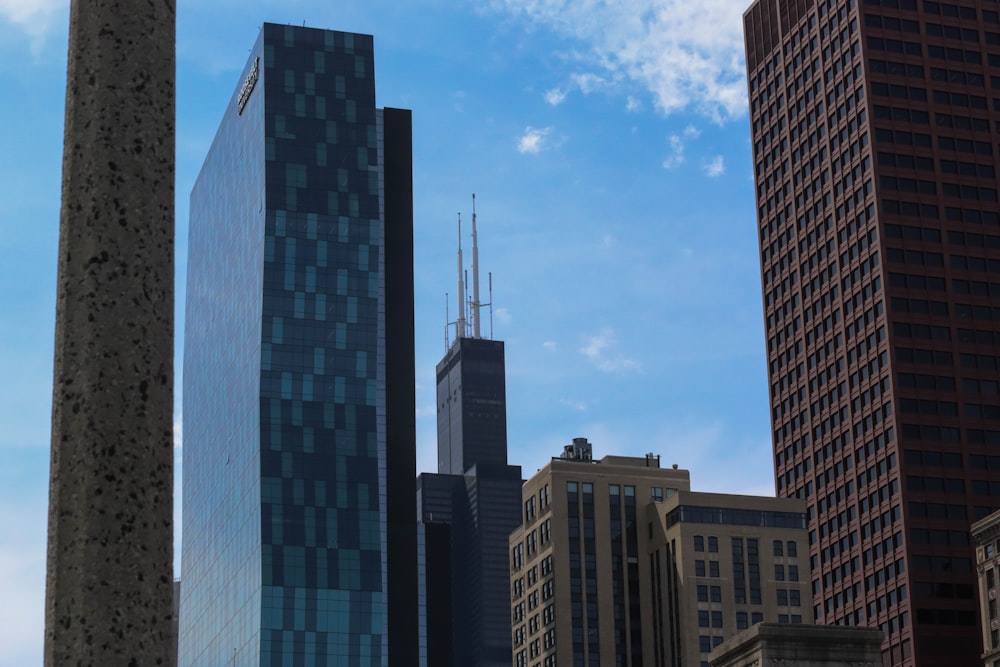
(471, 194, 481, 338)
(456, 213, 467, 341)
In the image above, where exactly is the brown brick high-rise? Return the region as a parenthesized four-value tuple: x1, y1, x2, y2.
(744, 0, 1000, 665)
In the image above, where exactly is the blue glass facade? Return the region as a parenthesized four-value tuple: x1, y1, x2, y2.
(180, 24, 416, 667)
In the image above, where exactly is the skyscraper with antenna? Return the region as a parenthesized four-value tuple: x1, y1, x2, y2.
(438, 195, 507, 474)
(417, 195, 522, 667)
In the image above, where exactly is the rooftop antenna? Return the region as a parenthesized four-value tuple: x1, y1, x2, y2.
(488, 272, 494, 339)
(456, 213, 466, 341)
(471, 193, 482, 338)
(444, 292, 450, 352)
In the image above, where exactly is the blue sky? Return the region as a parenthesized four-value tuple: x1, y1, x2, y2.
(0, 0, 770, 663)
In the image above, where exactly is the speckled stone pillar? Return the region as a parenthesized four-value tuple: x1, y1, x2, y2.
(45, 1, 175, 665)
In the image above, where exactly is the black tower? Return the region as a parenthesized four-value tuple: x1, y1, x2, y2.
(417, 204, 523, 667)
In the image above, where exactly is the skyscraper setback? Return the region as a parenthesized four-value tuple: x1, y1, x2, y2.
(744, 0, 1000, 665)
(179, 24, 416, 666)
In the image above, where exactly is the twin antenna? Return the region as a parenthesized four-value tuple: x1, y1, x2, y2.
(445, 193, 494, 351)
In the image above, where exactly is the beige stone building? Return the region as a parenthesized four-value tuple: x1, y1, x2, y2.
(508, 438, 811, 667)
(647, 490, 813, 667)
(972, 510, 1000, 667)
(708, 623, 883, 667)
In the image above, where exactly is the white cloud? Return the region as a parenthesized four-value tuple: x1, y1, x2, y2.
(494, 306, 512, 325)
(487, 0, 748, 120)
(570, 72, 611, 94)
(703, 155, 725, 177)
(544, 87, 568, 106)
(559, 397, 589, 412)
(542, 340, 558, 351)
(662, 124, 700, 169)
(579, 328, 641, 373)
(0, 0, 66, 50)
(626, 96, 642, 112)
(518, 126, 554, 154)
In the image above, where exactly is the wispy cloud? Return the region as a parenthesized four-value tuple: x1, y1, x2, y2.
(544, 87, 568, 106)
(579, 328, 641, 372)
(494, 306, 512, 326)
(571, 72, 611, 94)
(662, 124, 700, 170)
(559, 397, 589, 412)
(0, 0, 66, 51)
(518, 125, 554, 154)
(543, 340, 558, 351)
(703, 155, 725, 177)
(487, 0, 749, 120)
(626, 96, 642, 112)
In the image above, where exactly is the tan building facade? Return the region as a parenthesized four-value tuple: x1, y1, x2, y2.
(972, 510, 1000, 667)
(509, 439, 690, 667)
(508, 439, 810, 667)
(648, 491, 813, 667)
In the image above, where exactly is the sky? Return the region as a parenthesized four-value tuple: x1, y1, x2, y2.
(0, 0, 771, 663)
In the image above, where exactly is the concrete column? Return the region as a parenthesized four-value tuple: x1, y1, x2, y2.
(45, 1, 175, 665)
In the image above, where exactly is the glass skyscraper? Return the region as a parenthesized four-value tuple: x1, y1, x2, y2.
(179, 23, 416, 667)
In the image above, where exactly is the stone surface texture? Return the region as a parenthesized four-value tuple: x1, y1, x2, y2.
(709, 623, 884, 667)
(45, 0, 176, 664)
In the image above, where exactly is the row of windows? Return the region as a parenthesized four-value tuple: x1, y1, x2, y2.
(693, 535, 719, 552)
(694, 560, 721, 578)
(875, 127, 930, 148)
(776, 588, 803, 606)
(880, 152, 996, 177)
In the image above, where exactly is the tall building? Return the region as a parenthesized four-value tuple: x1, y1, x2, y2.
(648, 490, 813, 667)
(744, 0, 1000, 664)
(971, 509, 1000, 667)
(416, 208, 523, 667)
(179, 24, 416, 667)
(508, 439, 809, 667)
